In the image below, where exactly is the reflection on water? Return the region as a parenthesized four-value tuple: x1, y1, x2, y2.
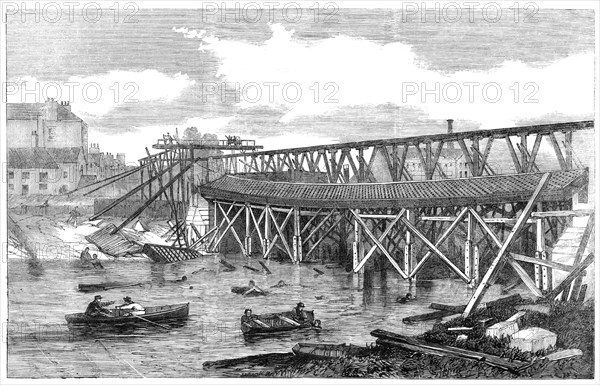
(7, 254, 533, 377)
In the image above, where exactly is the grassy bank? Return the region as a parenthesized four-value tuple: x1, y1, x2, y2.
(240, 300, 594, 379)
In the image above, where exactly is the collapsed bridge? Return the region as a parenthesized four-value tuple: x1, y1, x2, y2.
(80, 120, 596, 317)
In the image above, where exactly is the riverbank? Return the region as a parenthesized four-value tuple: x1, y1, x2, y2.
(7, 206, 169, 261)
(231, 299, 594, 379)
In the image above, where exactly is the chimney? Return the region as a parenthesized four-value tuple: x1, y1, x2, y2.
(45, 98, 58, 121)
(60, 100, 71, 112)
(117, 153, 126, 165)
(89, 143, 100, 154)
(447, 119, 455, 150)
(31, 131, 39, 147)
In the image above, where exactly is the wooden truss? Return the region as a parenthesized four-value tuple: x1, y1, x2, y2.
(202, 121, 591, 183)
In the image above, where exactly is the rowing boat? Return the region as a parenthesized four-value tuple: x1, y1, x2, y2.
(292, 342, 364, 359)
(65, 303, 189, 326)
(241, 310, 320, 335)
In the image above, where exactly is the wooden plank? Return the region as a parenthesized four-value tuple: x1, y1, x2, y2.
(506, 257, 543, 297)
(530, 210, 595, 218)
(457, 139, 475, 176)
(402, 310, 454, 323)
(545, 349, 583, 361)
(505, 136, 522, 173)
(429, 303, 466, 312)
(548, 132, 567, 170)
(567, 215, 594, 300)
(528, 134, 543, 172)
(371, 330, 528, 373)
(511, 253, 573, 272)
(543, 252, 594, 300)
(258, 260, 272, 275)
(463, 173, 551, 317)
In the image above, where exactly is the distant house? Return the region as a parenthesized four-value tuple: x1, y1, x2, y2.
(8, 147, 86, 195)
(87, 143, 127, 180)
(7, 98, 88, 155)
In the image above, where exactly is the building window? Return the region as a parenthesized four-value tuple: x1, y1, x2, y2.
(48, 126, 56, 141)
(39, 172, 48, 182)
(22, 185, 29, 195)
(9, 184, 14, 190)
(9, 171, 14, 179)
(63, 171, 68, 179)
(39, 183, 48, 191)
(22, 172, 30, 180)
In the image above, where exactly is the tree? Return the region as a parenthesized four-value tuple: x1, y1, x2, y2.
(182, 126, 201, 141)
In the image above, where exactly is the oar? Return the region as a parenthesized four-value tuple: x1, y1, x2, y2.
(131, 314, 170, 330)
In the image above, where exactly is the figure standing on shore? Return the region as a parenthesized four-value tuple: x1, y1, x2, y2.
(67, 206, 81, 227)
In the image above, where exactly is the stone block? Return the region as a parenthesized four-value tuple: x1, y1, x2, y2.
(510, 327, 557, 353)
(486, 320, 519, 339)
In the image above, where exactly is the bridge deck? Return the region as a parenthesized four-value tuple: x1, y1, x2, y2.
(199, 169, 587, 209)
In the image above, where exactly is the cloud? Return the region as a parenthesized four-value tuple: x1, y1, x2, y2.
(89, 116, 234, 162)
(8, 70, 196, 117)
(181, 23, 593, 128)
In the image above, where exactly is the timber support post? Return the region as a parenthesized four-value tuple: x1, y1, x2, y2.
(404, 209, 413, 281)
(264, 205, 271, 259)
(462, 173, 551, 318)
(245, 204, 252, 256)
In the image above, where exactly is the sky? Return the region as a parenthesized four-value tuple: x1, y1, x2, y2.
(5, 4, 596, 162)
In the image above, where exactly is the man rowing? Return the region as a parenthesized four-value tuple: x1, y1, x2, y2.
(116, 296, 145, 316)
(84, 295, 115, 317)
(292, 302, 308, 322)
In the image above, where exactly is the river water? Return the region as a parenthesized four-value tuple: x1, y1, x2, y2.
(7, 254, 532, 378)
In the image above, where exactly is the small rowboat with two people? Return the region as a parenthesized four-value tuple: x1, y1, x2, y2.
(65, 302, 190, 328)
(292, 342, 364, 359)
(241, 310, 321, 335)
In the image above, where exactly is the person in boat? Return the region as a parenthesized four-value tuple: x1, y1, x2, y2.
(90, 253, 104, 269)
(80, 247, 92, 265)
(116, 296, 145, 316)
(292, 302, 308, 322)
(85, 295, 115, 317)
(240, 309, 256, 325)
